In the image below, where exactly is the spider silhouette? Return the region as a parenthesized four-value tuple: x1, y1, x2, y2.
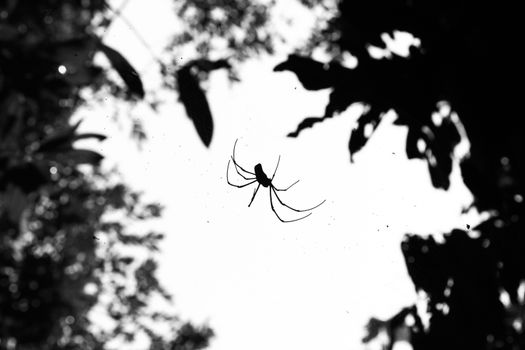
(227, 140, 325, 222)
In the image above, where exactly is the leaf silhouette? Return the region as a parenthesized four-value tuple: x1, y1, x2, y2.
(274, 54, 335, 91)
(427, 152, 452, 189)
(176, 66, 213, 147)
(287, 88, 358, 138)
(73, 133, 107, 142)
(424, 120, 460, 190)
(405, 127, 423, 160)
(57, 149, 104, 165)
(37, 121, 106, 152)
(362, 307, 420, 346)
(282, 59, 362, 138)
(99, 43, 145, 99)
(37, 120, 83, 152)
(287, 117, 326, 137)
(192, 58, 231, 73)
(349, 106, 384, 162)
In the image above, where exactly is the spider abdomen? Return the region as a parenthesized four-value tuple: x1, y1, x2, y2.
(254, 164, 271, 187)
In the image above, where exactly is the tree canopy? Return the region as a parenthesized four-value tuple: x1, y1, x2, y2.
(272, 1, 524, 349)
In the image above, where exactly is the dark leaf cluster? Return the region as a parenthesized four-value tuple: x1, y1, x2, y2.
(1, 1, 214, 349)
(279, 1, 524, 349)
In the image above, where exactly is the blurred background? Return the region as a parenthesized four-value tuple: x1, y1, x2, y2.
(1, 1, 523, 350)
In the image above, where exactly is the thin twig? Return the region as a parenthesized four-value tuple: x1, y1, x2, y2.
(100, 0, 132, 38)
(103, 1, 163, 66)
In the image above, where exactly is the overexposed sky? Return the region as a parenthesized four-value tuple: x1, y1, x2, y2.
(78, 1, 481, 349)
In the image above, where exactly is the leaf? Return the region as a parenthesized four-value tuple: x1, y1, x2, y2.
(73, 133, 107, 142)
(287, 117, 325, 138)
(287, 83, 359, 138)
(38, 120, 106, 153)
(362, 307, 419, 346)
(405, 127, 425, 160)
(348, 106, 384, 162)
(427, 154, 451, 189)
(176, 66, 213, 147)
(99, 43, 145, 99)
(56, 149, 104, 165)
(362, 317, 387, 343)
(37, 120, 83, 152)
(440, 117, 462, 148)
(273, 54, 334, 91)
(424, 122, 458, 190)
(192, 58, 231, 73)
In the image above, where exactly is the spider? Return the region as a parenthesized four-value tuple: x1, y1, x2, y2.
(226, 139, 325, 222)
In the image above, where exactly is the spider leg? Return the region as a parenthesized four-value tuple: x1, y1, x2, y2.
(227, 160, 257, 188)
(248, 183, 261, 207)
(231, 155, 254, 176)
(232, 139, 255, 175)
(228, 179, 257, 188)
(271, 155, 281, 180)
(271, 186, 326, 212)
(269, 187, 312, 223)
(231, 156, 255, 180)
(274, 179, 300, 191)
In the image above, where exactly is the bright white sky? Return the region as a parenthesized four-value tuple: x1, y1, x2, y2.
(78, 1, 482, 349)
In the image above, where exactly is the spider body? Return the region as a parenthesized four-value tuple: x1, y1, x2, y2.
(254, 164, 271, 187)
(227, 140, 325, 222)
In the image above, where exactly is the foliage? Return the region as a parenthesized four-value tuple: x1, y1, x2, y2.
(161, 0, 281, 147)
(167, 0, 277, 62)
(275, 0, 524, 349)
(0, 0, 222, 349)
(175, 59, 231, 147)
